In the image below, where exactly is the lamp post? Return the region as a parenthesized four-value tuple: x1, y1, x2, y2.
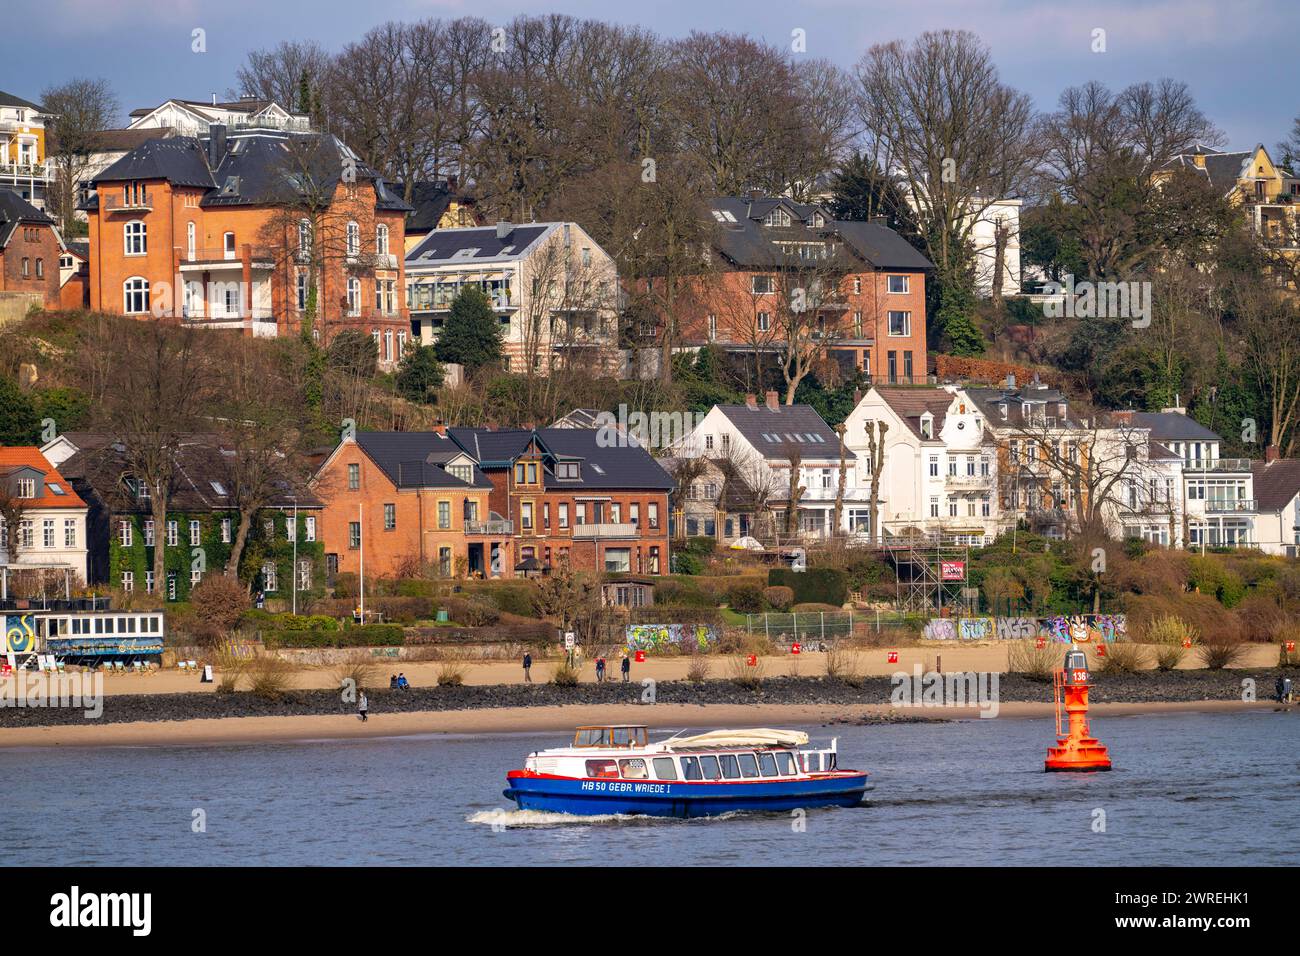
(289, 495, 298, 616)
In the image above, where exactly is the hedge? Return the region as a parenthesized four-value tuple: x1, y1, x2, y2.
(768, 567, 848, 607)
(262, 624, 405, 648)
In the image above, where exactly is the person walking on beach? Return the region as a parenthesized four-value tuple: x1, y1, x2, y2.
(523, 652, 533, 683)
(358, 691, 369, 722)
(595, 657, 606, 682)
(620, 654, 630, 683)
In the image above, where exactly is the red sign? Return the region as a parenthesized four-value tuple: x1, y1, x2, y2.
(634, 650, 646, 663)
(1182, 638, 1193, 649)
(1096, 644, 1107, 657)
(746, 655, 757, 666)
(940, 561, 966, 581)
(791, 643, 801, 655)
(887, 650, 899, 664)
(1035, 637, 1046, 649)
(1287, 642, 1296, 653)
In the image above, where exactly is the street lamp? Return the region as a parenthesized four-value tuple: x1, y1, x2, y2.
(289, 495, 298, 616)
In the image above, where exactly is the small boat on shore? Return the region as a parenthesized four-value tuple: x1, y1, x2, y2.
(503, 725, 871, 818)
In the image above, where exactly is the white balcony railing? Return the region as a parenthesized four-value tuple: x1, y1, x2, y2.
(571, 522, 639, 539)
(465, 519, 513, 535)
(1203, 499, 1257, 514)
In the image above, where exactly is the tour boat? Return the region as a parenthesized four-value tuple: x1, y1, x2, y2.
(503, 725, 871, 818)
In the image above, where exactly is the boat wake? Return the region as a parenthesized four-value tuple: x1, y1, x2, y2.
(467, 808, 746, 828)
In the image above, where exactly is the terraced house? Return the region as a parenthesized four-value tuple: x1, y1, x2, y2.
(0, 447, 89, 585)
(42, 433, 322, 601)
(82, 123, 412, 364)
(0, 90, 52, 209)
(311, 430, 506, 580)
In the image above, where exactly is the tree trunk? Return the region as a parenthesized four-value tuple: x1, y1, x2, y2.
(151, 488, 169, 594)
(227, 509, 255, 577)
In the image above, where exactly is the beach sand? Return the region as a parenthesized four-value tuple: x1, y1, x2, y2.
(60, 643, 1282, 697)
(0, 699, 1280, 750)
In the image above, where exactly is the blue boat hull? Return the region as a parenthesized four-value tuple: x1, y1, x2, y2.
(504, 773, 872, 818)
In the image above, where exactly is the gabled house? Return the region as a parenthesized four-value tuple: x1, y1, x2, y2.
(662, 195, 932, 385)
(844, 385, 999, 544)
(1250, 457, 1300, 556)
(447, 426, 674, 574)
(82, 125, 412, 363)
(311, 429, 505, 580)
(405, 221, 619, 373)
(674, 392, 860, 539)
(43, 432, 322, 600)
(397, 179, 480, 252)
(1156, 143, 1300, 248)
(661, 455, 764, 543)
(0, 187, 62, 309)
(0, 90, 53, 209)
(0, 447, 89, 584)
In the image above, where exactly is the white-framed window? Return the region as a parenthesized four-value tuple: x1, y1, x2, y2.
(346, 221, 360, 257)
(262, 561, 277, 592)
(121, 571, 134, 593)
(42, 519, 54, 548)
(145, 570, 154, 594)
(887, 275, 909, 294)
(752, 275, 773, 295)
(853, 276, 862, 295)
(298, 218, 311, 256)
(35, 258, 43, 278)
(375, 223, 389, 255)
(123, 220, 147, 256)
(15, 477, 35, 498)
(559, 503, 569, 528)
(296, 272, 308, 311)
(123, 277, 150, 314)
(119, 519, 132, 547)
(297, 559, 312, 591)
(186, 221, 196, 259)
(305, 516, 316, 542)
(928, 455, 938, 477)
(64, 519, 76, 548)
(223, 232, 236, 259)
(221, 518, 231, 543)
(384, 329, 394, 363)
(166, 520, 178, 546)
(347, 278, 360, 316)
(949, 499, 958, 517)
(757, 311, 770, 331)
(887, 310, 910, 336)
(929, 496, 939, 518)
(144, 519, 155, 547)
(183, 280, 203, 318)
(189, 519, 201, 546)
(18, 520, 32, 549)
(707, 314, 717, 340)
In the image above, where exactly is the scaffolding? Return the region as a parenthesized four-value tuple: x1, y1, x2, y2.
(879, 534, 973, 614)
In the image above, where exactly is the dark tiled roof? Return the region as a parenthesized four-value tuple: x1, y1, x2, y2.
(447, 427, 675, 491)
(832, 220, 934, 270)
(1127, 412, 1221, 442)
(407, 224, 551, 264)
(353, 432, 490, 489)
(714, 404, 851, 461)
(0, 187, 55, 248)
(57, 434, 320, 513)
(1251, 459, 1300, 512)
(92, 136, 214, 188)
(966, 386, 1078, 427)
(397, 181, 457, 234)
(94, 127, 179, 153)
(0, 90, 43, 111)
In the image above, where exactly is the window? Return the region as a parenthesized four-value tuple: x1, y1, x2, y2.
(166, 520, 178, 546)
(652, 757, 677, 780)
(223, 232, 236, 259)
(752, 275, 773, 295)
(298, 559, 312, 591)
(305, 516, 316, 541)
(559, 503, 569, 528)
(20, 257, 28, 277)
(521, 501, 533, 531)
(64, 519, 76, 548)
(757, 311, 770, 331)
(42, 519, 54, 548)
(346, 278, 360, 316)
(189, 520, 201, 546)
(35, 258, 43, 278)
(186, 221, 196, 260)
(349, 522, 361, 549)
(221, 518, 231, 543)
(191, 566, 202, 587)
(698, 755, 721, 780)
(145, 570, 154, 594)
(604, 547, 631, 573)
(707, 314, 717, 340)
(123, 277, 150, 314)
(17, 520, 32, 549)
(296, 272, 308, 311)
(438, 500, 451, 530)
(887, 275, 909, 294)
(144, 520, 154, 547)
(348, 463, 360, 490)
(648, 503, 659, 529)
(262, 561, 278, 592)
(384, 503, 396, 530)
(121, 571, 134, 593)
(649, 546, 660, 574)
(928, 455, 938, 478)
(853, 276, 862, 295)
(119, 520, 133, 548)
(375, 223, 389, 255)
(929, 496, 939, 518)
(556, 462, 579, 480)
(15, 477, 35, 498)
(439, 547, 452, 576)
(124, 220, 147, 255)
(346, 221, 360, 257)
(298, 219, 311, 256)
(887, 311, 911, 336)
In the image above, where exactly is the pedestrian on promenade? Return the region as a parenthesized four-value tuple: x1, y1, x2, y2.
(596, 657, 606, 682)
(358, 691, 369, 722)
(621, 654, 630, 683)
(523, 652, 533, 683)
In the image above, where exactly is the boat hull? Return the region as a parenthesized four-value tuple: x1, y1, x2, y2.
(504, 771, 872, 818)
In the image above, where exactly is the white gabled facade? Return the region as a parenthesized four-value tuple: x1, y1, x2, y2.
(844, 385, 999, 543)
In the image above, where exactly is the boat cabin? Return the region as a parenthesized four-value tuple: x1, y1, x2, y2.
(572, 725, 649, 748)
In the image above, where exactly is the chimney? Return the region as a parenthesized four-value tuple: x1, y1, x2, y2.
(207, 123, 228, 168)
(1267, 445, 1280, 462)
(1006, 373, 1016, 389)
(496, 220, 513, 241)
(211, 93, 218, 106)
(745, 393, 757, 410)
(765, 390, 779, 411)
(432, 420, 447, 437)
(853, 387, 862, 405)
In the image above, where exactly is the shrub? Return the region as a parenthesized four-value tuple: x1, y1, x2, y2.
(630, 606, 724, 627)
(436, 656, 468, 687)
(1097, 642, 1148, 674)
(653, 580, 716, 607)
(333, 572, 359, 599)
(1155, 644, 1187, 671)
(331, 651, 380, 692)
(213, 648, 247, 693)
(190, 575, 249, 635)
(1142, 614, 1194, 645)
(791, 602, 842, 614)
(246, 655, 294, 699)
(444, 596, 500, 627)
(474, 584, 536, 617)
(371, 596, 435, 624)
(673, 553, 704, 575)
(824, 642, 860, 684)
(686, 656, 711, 683)
(1196, 636, 1247, 670)
(725, 581, 765, 614)
(763, 586, 794, 611)
(551, 662, 580, 687)
(683, 536, 717, 557)
(727, 654, 764, 690)
(1007, 640, 1058, 681)
(261, 624, 404, 648)
(769, 567, 847, 606)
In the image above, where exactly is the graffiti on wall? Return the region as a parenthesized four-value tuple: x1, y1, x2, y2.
(926, 614, 1128, 642)
(4, 614, 35, 654)
(626, 623, 719, 651)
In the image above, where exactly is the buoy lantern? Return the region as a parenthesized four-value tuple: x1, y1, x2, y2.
(1045, 648, 1112, 772)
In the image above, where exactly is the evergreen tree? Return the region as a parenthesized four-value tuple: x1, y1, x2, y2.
(0, 376, 38, 445)
(436, 286, 503, 371)
(395, 345, 445, 404)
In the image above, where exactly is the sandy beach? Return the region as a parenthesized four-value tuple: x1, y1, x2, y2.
(0, 698, 1282, 750)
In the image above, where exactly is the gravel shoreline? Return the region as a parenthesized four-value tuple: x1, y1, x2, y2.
(1, 669, 1292, 728)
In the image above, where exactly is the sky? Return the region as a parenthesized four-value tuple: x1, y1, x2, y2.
(5, 0, 1294, 151)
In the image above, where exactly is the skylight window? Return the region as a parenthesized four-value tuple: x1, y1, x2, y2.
(47, 482, 65, 495)
(210, 481, 228, 496)
(590, 463, 606, 475)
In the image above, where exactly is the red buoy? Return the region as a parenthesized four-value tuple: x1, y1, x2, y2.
(1045, 647, 1112, 772)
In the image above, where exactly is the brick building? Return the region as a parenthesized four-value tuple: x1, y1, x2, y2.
(447, 427, 675, 575)
(0, 187, 62, 307)
(312, 430, 508, 580)
(82, 125, 412, 365)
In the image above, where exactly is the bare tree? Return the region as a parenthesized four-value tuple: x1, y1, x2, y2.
(233, 41, 332, 113)
(1231, 279, 1300, 456)
(862, 419, 888, 543)
(782, 444, 805, 536)
(40, 78, 119, 237)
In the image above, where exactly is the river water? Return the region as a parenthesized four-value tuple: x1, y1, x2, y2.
(2, 710, 1295, 866)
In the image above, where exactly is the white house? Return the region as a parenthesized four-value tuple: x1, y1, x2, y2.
(674, 392, 864, 538)
(844, 385, 999, 544)
(0, 447, 89, 585)
(1250, 458, 1300, 556)
(405, 221, 619, 374)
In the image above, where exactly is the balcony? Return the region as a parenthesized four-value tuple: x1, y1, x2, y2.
(179, 247, 275, 270)
(1203, 499, 1257, 514)
(465, 518, 513, 535)
(946, 474, 993, 491)
(1184, 458, 1252, 473)
(101, 192, 153, 213)
(571, 522, 639, 539)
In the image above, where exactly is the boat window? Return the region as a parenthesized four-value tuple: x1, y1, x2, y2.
(652, 757, 678, 780)
(758, 753, 778, 776)
(699, 755, 721, 780)
(611, 727, 631, 746)
(619, 758, 648, 780)
(775, 752, 796, 775)
(718, 754, 740, 779)
(585, 759, 619, 779)
(803, 753, 821, 773)
(680, 756, 702, 780)
(575, 729, 604, 746)
(737, 753, 759, 778)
